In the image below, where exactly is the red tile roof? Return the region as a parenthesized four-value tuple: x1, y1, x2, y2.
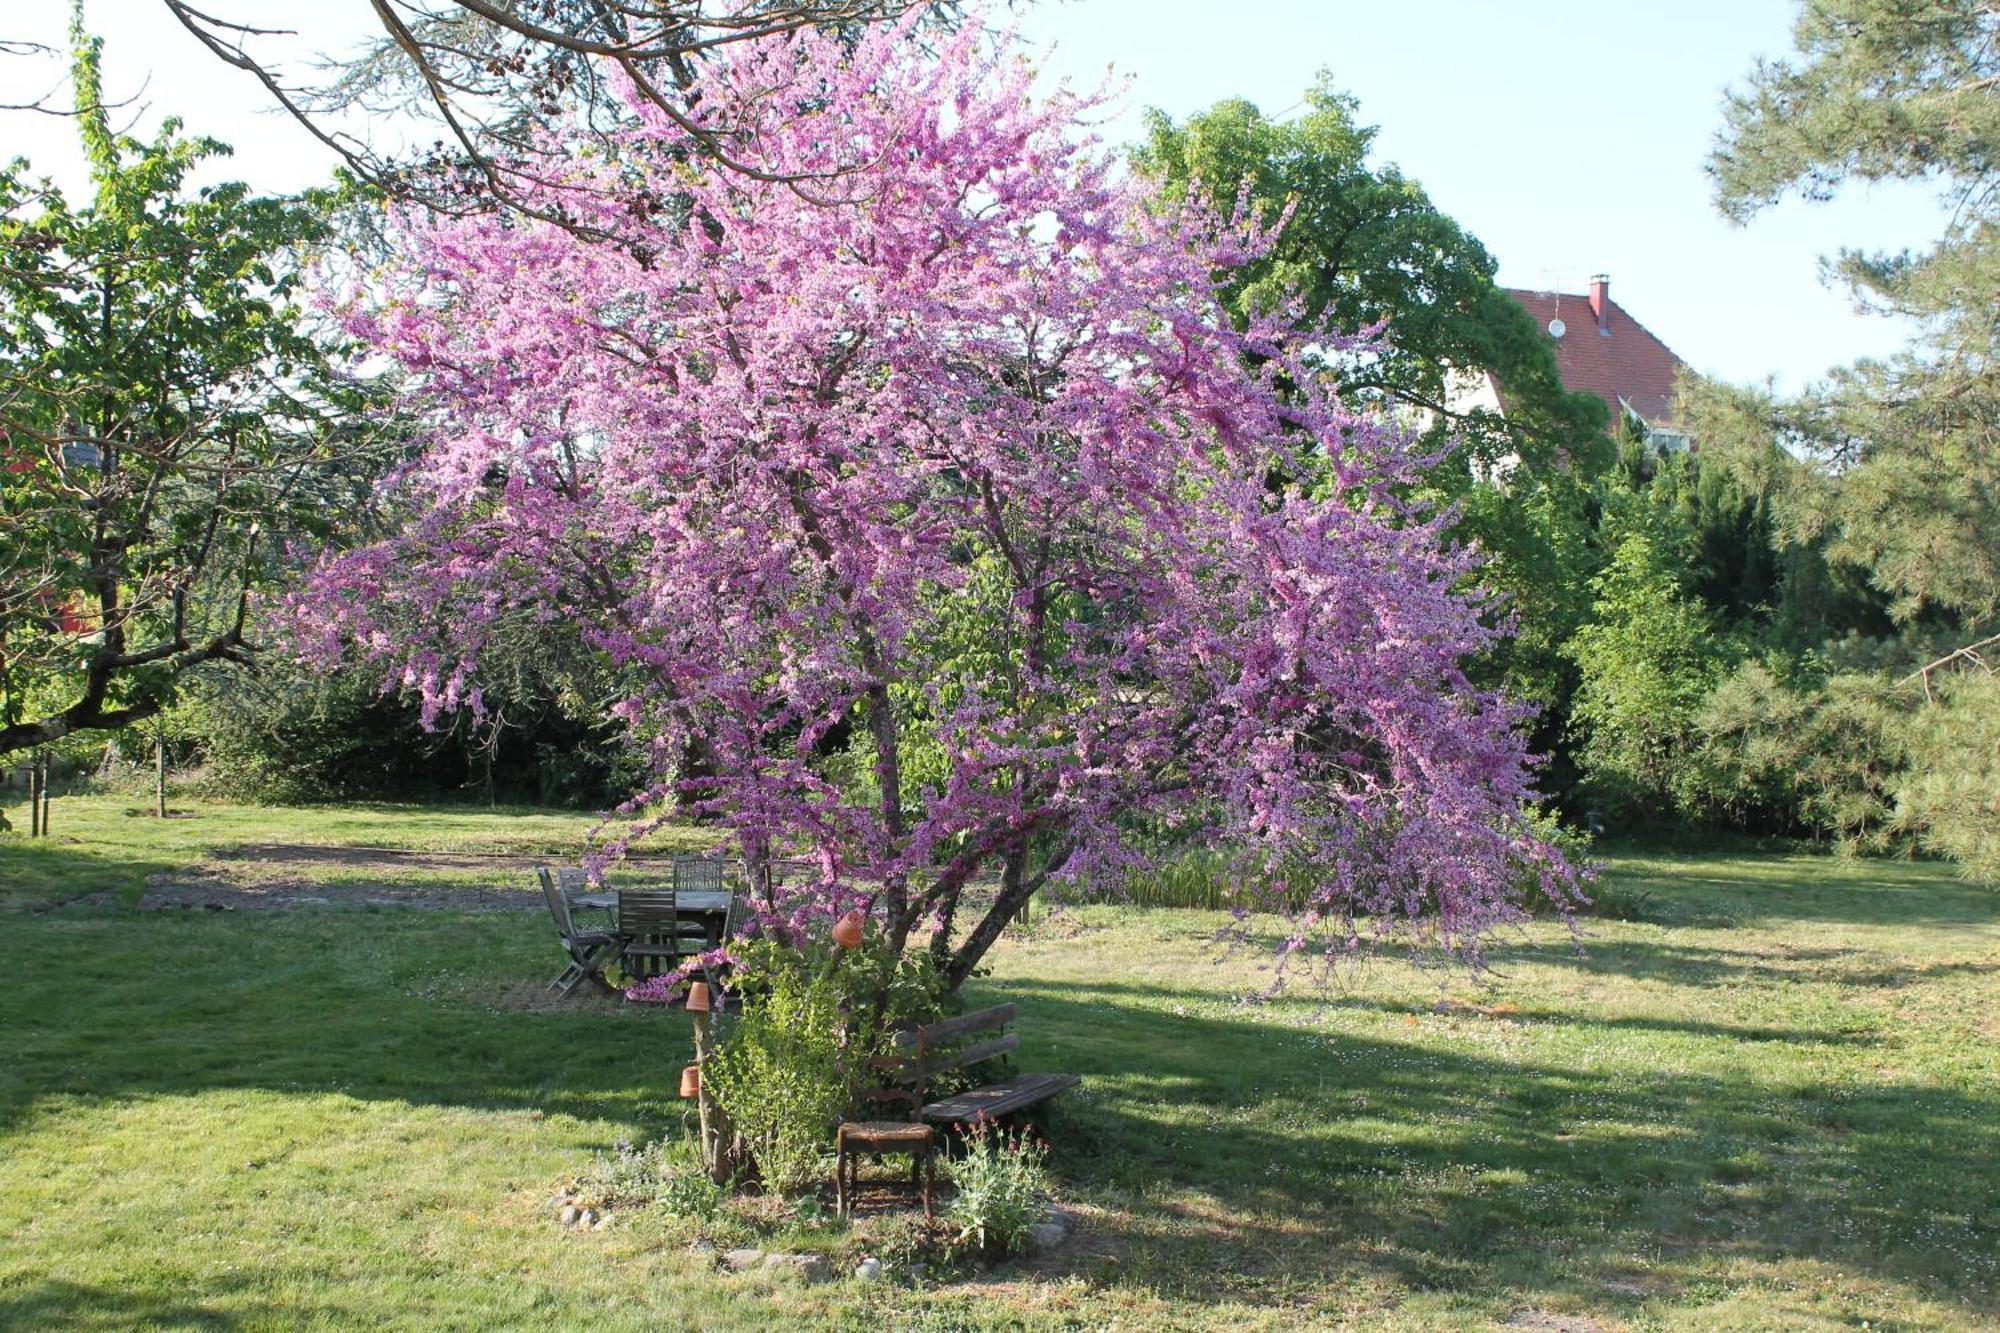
(1501, 286, 1687, 426)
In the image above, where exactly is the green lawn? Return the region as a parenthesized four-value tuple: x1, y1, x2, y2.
(2, 803, 1996, 1330)
(0, 794, 713, 909)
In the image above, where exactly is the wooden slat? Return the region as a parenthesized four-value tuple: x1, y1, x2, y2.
(923, 1032, 1016, 1076)
(919, 1072, 1080, 1124)
(917, 1003, 1017, 1046)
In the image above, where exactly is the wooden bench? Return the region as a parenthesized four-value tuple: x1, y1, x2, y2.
(895, 1003, 1080, 1127)
(835, 1001, 1077, 1216)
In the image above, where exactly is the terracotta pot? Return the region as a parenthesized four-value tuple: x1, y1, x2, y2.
(684, 981, 712, 1013)
(679, 1064, 701, 1099)
(832, 909, 866, 950)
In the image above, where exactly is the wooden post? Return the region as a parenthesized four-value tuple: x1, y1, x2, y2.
(154, 734, 168, 819)
(28, 756, 42, 838)
(38, 756, 51, 837)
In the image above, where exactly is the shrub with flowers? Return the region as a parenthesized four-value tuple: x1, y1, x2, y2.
(942, 1117, 1051, 1257)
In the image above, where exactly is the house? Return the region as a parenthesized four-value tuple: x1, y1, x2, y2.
(1453, 274, 1691, 451)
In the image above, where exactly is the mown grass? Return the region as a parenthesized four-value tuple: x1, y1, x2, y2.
(1, 807, 1996, 1330)
(0, 793, 714, 909)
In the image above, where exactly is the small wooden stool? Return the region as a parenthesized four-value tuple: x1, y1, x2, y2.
(834, 1120, 935, 1219)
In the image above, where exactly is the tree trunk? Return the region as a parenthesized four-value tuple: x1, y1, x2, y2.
(690, 1006, 740, 1184)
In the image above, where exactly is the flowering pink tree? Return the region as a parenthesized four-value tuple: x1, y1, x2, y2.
(298, 18, 1578, 990)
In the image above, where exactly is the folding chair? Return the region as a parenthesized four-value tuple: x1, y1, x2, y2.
(536, 865, 618, 997)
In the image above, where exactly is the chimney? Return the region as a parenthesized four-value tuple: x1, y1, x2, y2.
(1588, 274, 1610, 335)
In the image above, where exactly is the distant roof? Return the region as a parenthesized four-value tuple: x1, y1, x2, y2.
(1502, 287, 1687, 426)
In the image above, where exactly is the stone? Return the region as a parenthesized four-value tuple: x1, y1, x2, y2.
(854, 1256, 884, 1282)
(579, 1208, 599, 1228)
(558, 1205, 580, 1227)
(722, 1248, 765, 1272)
(762, 1252, 831, 1284)
(1025, 1221, 1067, 1252)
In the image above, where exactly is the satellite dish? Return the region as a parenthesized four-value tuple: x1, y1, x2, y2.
(1547, 317, 1567, 340)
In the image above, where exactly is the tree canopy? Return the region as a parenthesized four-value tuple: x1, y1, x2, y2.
(0, 12, 374, 757)
(295, 19, 1577, 987)
(1709, 0, 2000, 626)
(1133, 76, 1608, 477)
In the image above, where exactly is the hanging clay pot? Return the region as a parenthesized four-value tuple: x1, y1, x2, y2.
(685, 981, 712, 1013)
(679, 1064, 701, 1098)
(832, 909, 866, 950)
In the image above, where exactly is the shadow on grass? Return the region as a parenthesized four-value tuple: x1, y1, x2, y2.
(989, 975, 1998, 1315)
(2, 909, 1995, 1321)
(0, 1279, 243, 1331)
(1593, 852, 1996, 928)
(0, 837, 179, 910)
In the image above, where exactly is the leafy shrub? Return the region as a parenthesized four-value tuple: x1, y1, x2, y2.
(182, 655, 643, 806)
(1687, 662, 1908, 847)
(1685, 658, 1997, 883)
(1897, 671, 2000, 883)
(567, 1137, 720, 1217)
(942, 1120, 1050, 1257)
(1566, 527, 1738, 821)
(704, 934, 944, 1195)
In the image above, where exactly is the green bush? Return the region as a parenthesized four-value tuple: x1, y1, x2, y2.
(1686, 661, 1907, 845)
(704, 934, 944, 1195)
(178, 654, 644, 807)
(1684, 658, 1997, 883)
(1566, 527, 1738, 822)
(567, 1137, 720, 1217)
(942, 1121, 1050, 1257)
(1897, 671, 2000, 883)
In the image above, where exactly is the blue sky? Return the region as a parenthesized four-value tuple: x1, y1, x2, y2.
(4, 1, 1946, 391)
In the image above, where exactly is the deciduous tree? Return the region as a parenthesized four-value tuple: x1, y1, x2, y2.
(0, 12, 376, 756)
(297, 19, 1578, 987)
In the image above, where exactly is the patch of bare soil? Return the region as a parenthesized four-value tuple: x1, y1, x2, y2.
(58, 845, 562, 913)
(64, 873, 542, 912)
(1501, 1310, 1613, 1332)
(477, 978, 640, 1014)
(212, 843, 563, 874)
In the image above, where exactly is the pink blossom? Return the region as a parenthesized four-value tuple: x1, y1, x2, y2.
(292, 18, 1580, 988)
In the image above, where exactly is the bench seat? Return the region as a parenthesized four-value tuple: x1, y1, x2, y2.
(919, 1071, 1080, 1125)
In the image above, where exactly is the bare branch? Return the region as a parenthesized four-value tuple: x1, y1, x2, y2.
(154, 0, 952, 224)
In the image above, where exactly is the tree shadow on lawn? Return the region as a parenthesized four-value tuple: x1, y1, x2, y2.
(4, 911, 1995, 1321)
(990, 977, 1999, 1318)
(1487, 934, 1994, 991)
(1591, 855, 1997, 929)
(0, 911, 688, 1139)
(0, 1277, 248, 1331)
(0, 836, 181, 910)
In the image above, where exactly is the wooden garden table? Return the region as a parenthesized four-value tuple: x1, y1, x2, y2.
(570, 888, 732, 942)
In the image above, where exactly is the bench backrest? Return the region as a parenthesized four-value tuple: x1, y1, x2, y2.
(912, 1003, 1019, 1077)
(851, 1003, 1019, 1118)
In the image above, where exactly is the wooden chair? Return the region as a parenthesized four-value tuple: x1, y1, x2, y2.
(835, 1001, 1077, 1218)
(672, 853, 726, 893)
(614, 888, 709, 979)
(698, 890, 752, 999)
(535, 866, 618, 997)
(673, 854, 729, 947)
(836, 1032, 936, 1219)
